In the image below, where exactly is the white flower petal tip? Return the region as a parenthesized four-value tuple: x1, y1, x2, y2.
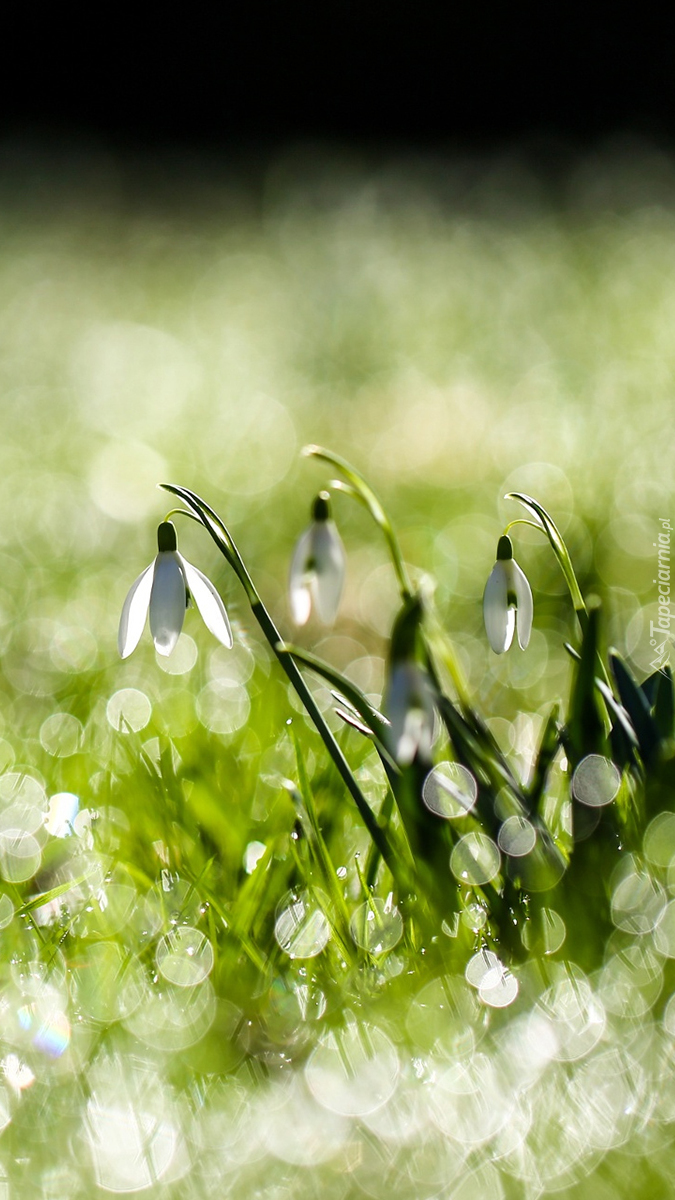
(385, 663, 435, 766)
(512, 560, 533, 649)
(118, 521, 233, 659)
(290, 580, 312, 627)
(118, 562, 154, 659)
(181, 558, 233, 649)
(150, 552, 187, 656)
(483, 536, 533, 655)
(289, 495, 346, 627)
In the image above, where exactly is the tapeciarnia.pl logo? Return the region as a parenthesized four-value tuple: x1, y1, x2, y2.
(650, 517, 673, 674)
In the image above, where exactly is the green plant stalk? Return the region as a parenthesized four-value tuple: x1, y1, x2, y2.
(303, 444, 412, 600)
(506, 493, 586, 618)
(506, 491, 612, 690)
(422, 602, 472, 710)
(276, 643, 418, 882)
(161, 483, 405, 890)
(278, 641, 397, 768)
(287, 722, 354, 957)
(305, 447, 471, 712)
(365, 788, 395, 889)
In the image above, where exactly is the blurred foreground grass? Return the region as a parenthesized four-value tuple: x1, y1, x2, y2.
(0, 139, 673, 1197)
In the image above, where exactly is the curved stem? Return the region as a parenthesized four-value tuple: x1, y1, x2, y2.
(503, 518, 545, 536)
(303, 445, 412, 600)
(506, 492, 611, 689)
(160, 483, 409, 892)
(163, 507, 203, 526)
(505, 492, 587, 620)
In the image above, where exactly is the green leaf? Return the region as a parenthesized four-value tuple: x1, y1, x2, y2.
(16, 872, 98, 916)
(435, 696, 519, 837)
(595, 678, 640, 767)
(610, 650, 661, 766)
(563, 643, 639, 766)
(567, 601, 607, 764)
(287, 722, 354, 957)
(527, 703, 562, 811)
(653, 666, 674, 742)
(640, 669, 661, 707)
(278, 643, 388, 740)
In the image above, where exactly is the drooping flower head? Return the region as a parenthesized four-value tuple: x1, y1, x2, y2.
(289, 492, 346, 626)
(483, 534, 533, 654)
(118, 521, 233, 658)
(384, 595, 435, 766)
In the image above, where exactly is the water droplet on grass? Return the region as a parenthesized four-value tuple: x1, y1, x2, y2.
(44, 792, 79, 837)
(156, 926, 214, 987)
(274, 891, 330, 959)
(350, 896, 403, 954)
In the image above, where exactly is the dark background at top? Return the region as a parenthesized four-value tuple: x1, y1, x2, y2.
(4, 7, 675, 151)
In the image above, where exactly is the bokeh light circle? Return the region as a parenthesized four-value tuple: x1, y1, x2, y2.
(196, 680, 250, 736)
(106, 688, 152, 733)
(422, 762, 478, 819)
(350, 897, 403, 954)
(274, 892, 330, 959)
(156, 926, 214, 987)
(498, 814, 537, 857)
(305, 1023, 399, 1117)
(450, 833, 501, 886)
(40, 712, 83, 757)
(571, 754, 621, 808)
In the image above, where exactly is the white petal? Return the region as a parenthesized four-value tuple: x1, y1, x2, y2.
(386, 663, 434, 765)
(181, 557, 233, 649)
(118, 562, 154, 658)
(289, 527, 315, 625)
(290, 582, 312, 626)
(512, 561, 533, 649)
(149, 552, 187, 656)
(483, 562, 512, 653)
(311, 521, 346, 625)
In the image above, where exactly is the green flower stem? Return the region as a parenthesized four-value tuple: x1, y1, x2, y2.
(303, 447, 470, 711)
(287, 723, 354, 958)
(163, 507, 203, 527)
(505, 492, 611, 689)
(303, 444, 412, 601)
(252, 599, 405, 881)
(505, 493, 587, 619)
(365, 788, 395, 889)
(161, 483, 407, 891)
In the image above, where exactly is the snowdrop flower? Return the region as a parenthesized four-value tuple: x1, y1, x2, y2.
(386, 661, 435, 766)
(289, 492, 345, 626)
(118, 521, 233, 658)
(384, 596, 435, 766)
(483, 534, 533, 654)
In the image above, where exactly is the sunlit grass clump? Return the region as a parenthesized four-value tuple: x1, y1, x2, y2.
(0, 142, 674, 1197)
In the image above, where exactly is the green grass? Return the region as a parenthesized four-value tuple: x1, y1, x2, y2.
(0, 141, 673, 1197)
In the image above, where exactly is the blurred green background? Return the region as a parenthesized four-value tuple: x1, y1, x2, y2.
(0, 139, 674, 1198)
(0, 139, 671, 731)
